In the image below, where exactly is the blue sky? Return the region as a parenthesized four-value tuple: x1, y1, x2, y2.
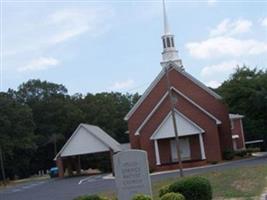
(1, 0, 267, 95)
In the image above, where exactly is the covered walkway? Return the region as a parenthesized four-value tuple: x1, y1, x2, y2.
(54, 124, 121, 177)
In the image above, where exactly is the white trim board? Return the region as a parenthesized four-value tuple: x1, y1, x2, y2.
(54, 124, 121, 160)
(134, 87, 221, 135)
(124, 63, 222, 121)
(150, 109, 204, 140)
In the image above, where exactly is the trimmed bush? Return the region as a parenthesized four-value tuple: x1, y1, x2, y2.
(159, 185, 171, 197)
(160, 192, 185, 200)
(168, 176, 212, 200)
(223, 149, 235, 160)
(73, 195, 107, 200)
(235, 150, 247, 157)
(247, 147, 261, 154)
(132, 194, 152, 200)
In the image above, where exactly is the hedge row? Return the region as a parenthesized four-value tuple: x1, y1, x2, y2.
(159, 176, 212, 200)
(73, 177, 212, 200)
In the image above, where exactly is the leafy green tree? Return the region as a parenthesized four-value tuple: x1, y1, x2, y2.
(3, 79, 140, 177)
(0, 92, 35, 179)
(217, 66, 267, 142)
(75, 92, 139, 143)
(11, 80, 85, 172)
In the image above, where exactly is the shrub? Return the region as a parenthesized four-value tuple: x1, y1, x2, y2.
(246, 147, 261, 154)
(73, 195, 108, 200)
(209, 160, 219, 165)
(168, 176, 212, 200)
(235, 150, 247, 157)
(132, 194, 152, 200)
(159, 185, 171, 197)
(160, 192, 185, 200)
(223, 149, 235, 160)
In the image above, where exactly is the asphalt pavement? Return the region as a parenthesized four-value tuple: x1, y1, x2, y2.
(1, 155, 267, 200)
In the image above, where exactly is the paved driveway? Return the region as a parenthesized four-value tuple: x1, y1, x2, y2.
(1, 155, 267, 200)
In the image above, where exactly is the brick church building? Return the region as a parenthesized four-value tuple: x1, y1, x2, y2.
(124, 1, 246, 171)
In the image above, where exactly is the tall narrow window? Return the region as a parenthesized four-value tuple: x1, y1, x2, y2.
(163, 38, 166, 48)
(167, 37, 171, 48)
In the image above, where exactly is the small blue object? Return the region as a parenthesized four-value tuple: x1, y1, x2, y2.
(49, 167, 59, 178)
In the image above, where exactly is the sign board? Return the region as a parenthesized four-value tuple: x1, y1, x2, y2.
(113, 150, 152, 200)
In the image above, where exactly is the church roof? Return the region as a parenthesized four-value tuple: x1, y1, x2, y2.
(54, 124, 121, 160)
(124, 63, 222, 121)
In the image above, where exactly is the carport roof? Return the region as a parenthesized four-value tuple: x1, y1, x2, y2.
(54, 123, 121, 160)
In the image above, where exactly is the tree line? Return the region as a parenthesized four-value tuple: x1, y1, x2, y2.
(0, 80, 140, 179)
(0, 66, 266, 180)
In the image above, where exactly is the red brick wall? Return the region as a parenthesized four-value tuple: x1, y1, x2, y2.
(128, 67, 232, 170)
(169, 69, 233, 152)
(158, 139, 171, 164)
(133, 91, 222, 169)
(190, 135, 201, 160)
(231, 118, 245, 149)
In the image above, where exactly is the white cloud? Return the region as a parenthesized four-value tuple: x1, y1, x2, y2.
(205, 80, 221, 88)
(109, 79, 134, 91)
(201, 60, 239, 77)
(260, 17, 267, 27)
(46, 8, 113, 45)
(18, 57, 60, 72)
(210, 19, 252, 37)
(5, 7, 114, 57)
(207, 0, 217, 6)
(186, 36, 267, 59)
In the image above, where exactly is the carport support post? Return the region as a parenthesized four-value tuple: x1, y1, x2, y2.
(76, 155, 81, 175)
(110, 149, 115, 176)
(56, 157, 64, 178)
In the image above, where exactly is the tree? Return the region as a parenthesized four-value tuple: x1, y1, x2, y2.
(216, 66, 267, 142)
(75, 92, 139, 143)
(3, 79, 140, 178)
(11, 80, 85, 173)
(0, 92, 35, 179)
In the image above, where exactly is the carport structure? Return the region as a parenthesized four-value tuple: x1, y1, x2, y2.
(54, 124, 121, 177)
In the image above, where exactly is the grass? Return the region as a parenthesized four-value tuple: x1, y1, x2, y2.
(0, 175, 50, 189)
(153, 165, 267, 199)
(101, 165, 267, 200)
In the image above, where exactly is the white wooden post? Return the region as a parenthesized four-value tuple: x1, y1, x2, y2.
(199, 133, 206, 160)
(154, 140, 161, 165)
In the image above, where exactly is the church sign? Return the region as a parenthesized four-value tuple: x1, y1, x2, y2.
(113, 150, 152, 200)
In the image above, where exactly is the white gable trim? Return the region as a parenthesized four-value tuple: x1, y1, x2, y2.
(124, 69, 166, 121)
(150, 109, 205, 140)
(172, 87, 221, 125)
(134, 92, 169, 135)
(54, 124, 120, 160)
(54, 124, 84, 160)
(124, 64, 222, 121)
(134, 88, 221, 135)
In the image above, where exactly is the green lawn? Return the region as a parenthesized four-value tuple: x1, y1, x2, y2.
(152, 165, 267, 199)
(101, 165, 267, 200)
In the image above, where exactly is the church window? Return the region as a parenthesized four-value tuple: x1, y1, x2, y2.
(167, 37, 171, 48)
(163, 38, 166, 48)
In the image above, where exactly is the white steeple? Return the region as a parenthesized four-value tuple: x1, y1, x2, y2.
(161, 0, 183, 68)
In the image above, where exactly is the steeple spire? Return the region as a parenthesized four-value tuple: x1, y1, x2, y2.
(161, 0, 183, 68)
(163, 0, 170, 35)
